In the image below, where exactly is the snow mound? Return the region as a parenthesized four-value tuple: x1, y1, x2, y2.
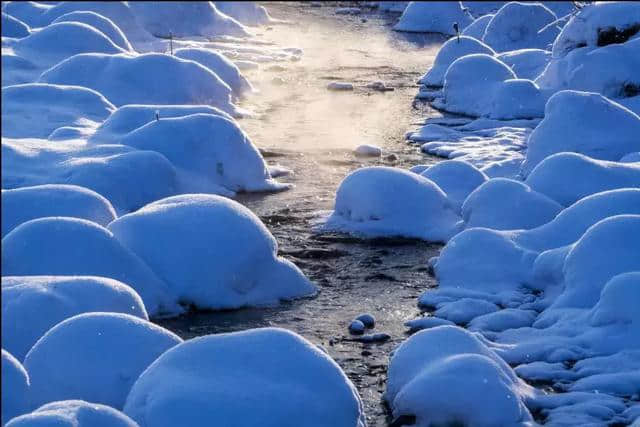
(488, 78, 547, 119)
(2, 83, 115, 139)
(552, 1, 640, 57)
(318, 167, 461, 242)
(1, 184, 116, 238)
(461, 14, 492, 39)
(39, 53, 237, 114)
(394, 1, 473, 35)
(24, 313, 181, 409)
(441, 53, 516, 117)
(418, 35, 495, 87)
(2, 275, 147, 360)
(462, 2, 505, 18)
(591, 272, 640, 327)
(118, 114, 287, 194)
(214, 2, 272, 27)
(2, 349, 31, 425)
(52, 11, 133, 51)
(385, 326, 533, 426)
(1, 217, 179, 317)
(497, 48, 551, 80)
(521, 91, 640, 176)
(621, 152, 640, 163)
(123, 328, 365, 427)
(174, 48, 253, 97)
(13, 22, 125, 69)
(89, 104, 232, 144)
(6, 400, 139, 427)
(2, 12, 30, 38)
(525, 153, 640, 206)
(2, 138, 178, 214)
(482, 2, 559, 52)
(2, 1, 51, 27)
(419, 160, 488, 212)
(108, 195, 316, 310)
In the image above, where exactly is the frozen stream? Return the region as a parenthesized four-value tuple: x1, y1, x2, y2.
(159, 3, 446, 424)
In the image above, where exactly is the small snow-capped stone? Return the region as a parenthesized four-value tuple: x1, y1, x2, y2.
(354, 333, 390, 343)
(327, 81, 354, 91)
(349, 319, 366, 335)
(355, 313, 375, 328)
(354, 144, 382, 157)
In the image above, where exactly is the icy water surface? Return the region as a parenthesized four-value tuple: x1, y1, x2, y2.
(158, 3, 445, 424)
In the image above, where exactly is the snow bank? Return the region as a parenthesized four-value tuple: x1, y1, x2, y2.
(2, 276, 147, 360)
(39, 53, 237, 114)
(6, 400, 139, 427)
(118, 114, 287, 194)
(385, 326, 533, 426)
(52, 11, 133, 51)
(1, 184, 116, 238)
(525, 153, 640, 206)
(482, 2, 559, 52)
(89, 104, 231, 144)
(418, 35, 495, 87)
(521, 91, 640, 176)
(497, 48, 550, 80)
(174, 48, 253, 97)
(318, 167, 461, 242)
(441, 53, 516, 116)
(394, 1, 473, 35)
(108, 195, 316, 310)
(2, 12, 30, 38)
(128, 2, 248, 39)
(461, 14, 492, 39)
(1, 217, 179, 317)
(124, 328, 365, 427)
(419, 160, 488, 212)
(552, 1, 640, 57)
(2, 350, 31, 425)
(2, 138, 178, 214)
(488, 78, 547, 119)
(461, 178, 562, 230)
(24, 313, 182, 409)
(2, 84, 115, 139)
(13, 22, 125, 69)
(214, 2, 272, 27)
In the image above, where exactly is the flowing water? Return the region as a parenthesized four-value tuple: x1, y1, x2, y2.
(159, 3, 447, 425)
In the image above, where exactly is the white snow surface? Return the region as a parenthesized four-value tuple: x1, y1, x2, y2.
(318, 167, 461, 242)
(51, 11, 134, 51)
(461, 14, 493, 39)
(419, 159, 488, 212)
(1, 275, 147, 361)
(6, 400, 140, 427)
(2, 12, 30, 38)
(214, 1, 272, 26)
(123, 328, 365, 427)
(24, 312, 182, 409)
(394, 1, 473, 35)
(2, 349, 31, 425)
(497, 48, 551, 80)
(108, 195, 316, 310)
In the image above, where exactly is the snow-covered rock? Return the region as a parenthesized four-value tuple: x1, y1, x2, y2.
(354, 144, 382, 157)
(441, 53, 516, 116)
(108, 195, 316, 310)
(13, 22, 125, 69)
(349, 320, 365, 335)
(24, 313, 182, 409)
(385, 326, 534, 426)
(488, 78, 547, 119)
(461, 14, 492, 39)
(2, 1, 51, 27)
(214, 2, 272, 27)
(1, 276, 147, 360)
(1, 217, 179, 317)
(51, 11, 133, 51)
(419, 160, 488, 212)
(318, 167, 461, 242)
(621, 152, 640, 163)
(418, 35, 495, 87)
(1, 83, 115, 139)
(394, 1, 473, 35)
(552, 1, 640, 58)
(525, 153, 640, 206)
(89, 104, 232, 144)
(482, 2, 559, 52)
(497, 48, 551, 80)
(39, 53, 237, 114)
(118, 113, 287, 194)
(123, 328, 365, 427)
(521, 91, 640, 176)
(327, 81, 354, 91)
(174, 48, 253, 97)
(2, 349, 31, 425)
(1, 184, 116, 238)
(2, 12, 30, 38)
(6, 400, 139, 427)
(462, 2, 505, 18)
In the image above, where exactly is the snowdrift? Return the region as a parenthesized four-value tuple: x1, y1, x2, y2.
(6, 400, 139, 427)
(2, 350, 31, 425)
(394, 1, 473, 35)
(52, 11, 133, 51)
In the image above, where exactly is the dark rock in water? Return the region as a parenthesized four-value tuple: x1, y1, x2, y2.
(349, 319, 366, 334)
(356, 313, 375, 328)
(597, 24, 640, 47)
(353, 333, 390, 343)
